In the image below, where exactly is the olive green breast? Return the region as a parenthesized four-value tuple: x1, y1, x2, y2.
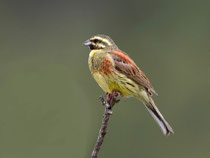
(88, 50, 107, 73)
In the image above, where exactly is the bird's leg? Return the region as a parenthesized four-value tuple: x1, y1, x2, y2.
(112, 91, 120, 100)
(109, 91, 120, 107)
(103, 91, 121, 110)
(105, 93, 112, 103)
(106, 92, 111, 102)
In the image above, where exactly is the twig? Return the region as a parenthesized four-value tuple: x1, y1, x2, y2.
(91, 93, 119, 158)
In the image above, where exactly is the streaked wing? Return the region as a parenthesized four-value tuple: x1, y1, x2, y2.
(109, 49, 157, 95)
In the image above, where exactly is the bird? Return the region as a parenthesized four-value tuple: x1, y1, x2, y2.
(84, 34, 174, 136)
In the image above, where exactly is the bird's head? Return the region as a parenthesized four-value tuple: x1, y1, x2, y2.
(84, 34, 118, 50)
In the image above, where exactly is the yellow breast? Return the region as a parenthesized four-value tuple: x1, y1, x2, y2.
(89, 50, 139, 97)
(92, 72, 112, 94)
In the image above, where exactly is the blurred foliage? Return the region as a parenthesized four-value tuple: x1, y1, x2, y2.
(0, 0, 208, 158)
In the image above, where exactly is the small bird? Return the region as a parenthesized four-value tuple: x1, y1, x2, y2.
(84, 34, 174, 136)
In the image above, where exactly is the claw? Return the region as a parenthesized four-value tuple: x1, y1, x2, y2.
(106, 93, 111, 102)
(103, 91, 121, 111)
(110, 91, 118, 99)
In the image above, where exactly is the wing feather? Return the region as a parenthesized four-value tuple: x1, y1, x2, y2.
(109, 50, 157, 95)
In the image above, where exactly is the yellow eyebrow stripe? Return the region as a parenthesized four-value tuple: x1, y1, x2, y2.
(92, 37, 112, 46)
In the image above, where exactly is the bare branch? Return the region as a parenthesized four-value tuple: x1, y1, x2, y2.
(91, 93, 119, 158)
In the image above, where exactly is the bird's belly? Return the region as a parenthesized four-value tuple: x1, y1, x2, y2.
(92, 72, 112, 94)
(92, 72, 137, 97)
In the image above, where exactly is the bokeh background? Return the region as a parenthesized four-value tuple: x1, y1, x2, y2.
(0, 0, 208, 158)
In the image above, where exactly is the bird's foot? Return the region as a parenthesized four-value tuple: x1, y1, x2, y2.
(100, 91, 120, 114)
(106, 91, 120, 106)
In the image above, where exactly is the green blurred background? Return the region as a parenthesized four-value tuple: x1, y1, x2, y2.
(0, 0, 208, 158)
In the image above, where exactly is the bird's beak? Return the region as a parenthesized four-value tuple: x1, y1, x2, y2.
(84, 39, 91, 46)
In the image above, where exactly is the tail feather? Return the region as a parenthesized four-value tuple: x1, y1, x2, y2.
(145, 98, 174, 136)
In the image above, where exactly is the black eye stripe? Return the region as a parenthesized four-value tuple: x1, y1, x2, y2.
(92, 39, 101, 43)
(92, 39, 105, 43)
(93, 39, 98, 43)
(91, 38, 108, 46)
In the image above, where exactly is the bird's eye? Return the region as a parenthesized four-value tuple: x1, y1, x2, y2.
(93, 39, 99, 43)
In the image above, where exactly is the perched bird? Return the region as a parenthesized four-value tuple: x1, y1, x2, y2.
(84, 34, 174, 136)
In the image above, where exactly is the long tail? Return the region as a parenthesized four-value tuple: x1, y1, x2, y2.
(144, 97, 174, 136)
